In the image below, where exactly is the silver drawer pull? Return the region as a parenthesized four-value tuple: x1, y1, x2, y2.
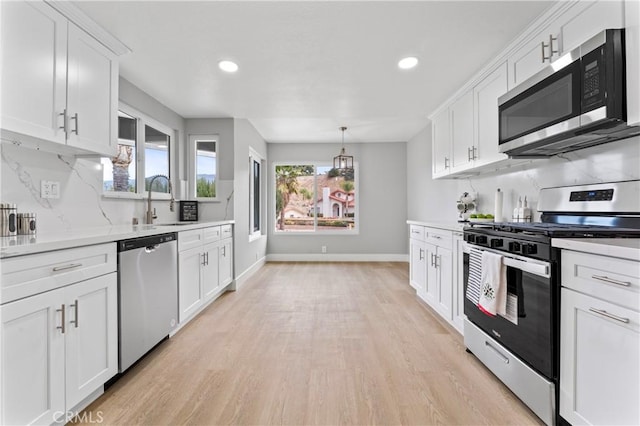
(485, 341, 509, 364)
(591, 274, 631, 287)
(52, 263, 82, 272)
(70, 300, 79, 328)
(432, 235, 442, 240)
(56, 304, 65, 334)
(589, 308, 630, 324)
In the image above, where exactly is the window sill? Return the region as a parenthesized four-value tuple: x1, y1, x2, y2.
(193, 198, 221, 203)
(102, 192, 143, 200)
(273, 230, 359, 236)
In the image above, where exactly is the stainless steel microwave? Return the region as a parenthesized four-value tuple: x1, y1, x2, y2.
(498, 29, 638, 158)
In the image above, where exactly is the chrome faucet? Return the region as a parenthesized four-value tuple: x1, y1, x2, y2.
(146, 174, 175, 224)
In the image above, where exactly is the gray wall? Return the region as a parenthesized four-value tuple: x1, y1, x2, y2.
(406, 124, 457, 222)
(233, 119, 268, 278)
(267, 142, 408, 257)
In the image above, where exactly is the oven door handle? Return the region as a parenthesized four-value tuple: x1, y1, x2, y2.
(502, 256, 550, 278)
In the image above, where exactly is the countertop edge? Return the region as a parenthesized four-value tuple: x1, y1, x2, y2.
(407, 220, 467, 232)
(552, 238, 640, 262)
(0, 220, 235, 259)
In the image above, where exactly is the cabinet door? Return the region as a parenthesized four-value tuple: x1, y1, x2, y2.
(450, 91, 474, 172)
(178, 247, 203, 323)
(452, 234, 466, 334)
(409, 239, 426, 293)
(559, 0, 624, 55)
(431, 108, 450, 177)
(473, 62, 508, 167)
(202, 242, 220, 300)
(435, 247, 453, 321)
(64, 274, 118, 410)
(219, 239, 233, 287)
(424, 243, 438, 306)
(0, 1, 67, 144)
(0, 289, 65, 425)
(560, 288, 640, 425)
(66, 23, 118, 156)
(508, 23, 561, 89)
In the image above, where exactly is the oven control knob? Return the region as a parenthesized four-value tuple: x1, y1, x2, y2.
(491, 238, 503, 248)
(476, 236, 488, 245)
(523, 244, 538, 254)
(465, 234, 475, 243)
(508, 242, 521, 252)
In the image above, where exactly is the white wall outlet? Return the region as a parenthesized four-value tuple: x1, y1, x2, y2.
(41, 180, 61, 199)
(321, 245, 327, 254)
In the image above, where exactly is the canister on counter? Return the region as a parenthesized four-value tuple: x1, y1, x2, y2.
(17, 213, 37, 235)
(1, 203, 18, 237)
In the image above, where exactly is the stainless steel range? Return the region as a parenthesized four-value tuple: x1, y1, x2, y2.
(462, 180, 640, 426)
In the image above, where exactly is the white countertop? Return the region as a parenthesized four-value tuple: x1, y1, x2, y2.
(552, 238, 640, 262)
(407, 220, 467, 232)
(0, 220, 235, 258)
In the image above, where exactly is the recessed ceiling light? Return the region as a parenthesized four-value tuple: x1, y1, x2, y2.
(398, 56, 418, 70)
(218, 60, 238, 73)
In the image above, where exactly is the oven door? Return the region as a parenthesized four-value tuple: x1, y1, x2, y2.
(463, 245, 554, 379)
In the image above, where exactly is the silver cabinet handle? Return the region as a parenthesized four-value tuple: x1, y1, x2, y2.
(201, 253, 206, 266)
(435, 255, 441, 268)
(58, 109, 67, 132)
(472, 146, 477, 160)
(467, 147, 473, 162)
(52, 263, 82, 272)
(206, 252, 209, 266)
(541, 41, 547, 62)
(222, 246, 226, 257)
(591, 274, 631, 287)
(589, 308, 630, 324)
(485, 341, 509, 364)
(70, 300, 79, 328)
(70, 112, 79, 135)
(549, 34, 558, 57)
(444, 157, 449, 169)
(419, 248, 424, 261)
(56, 304, 66, 334)
(432, 235, 442, 240)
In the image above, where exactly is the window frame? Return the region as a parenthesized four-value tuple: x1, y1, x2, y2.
(272, 161, 359, 236)
(188, 134, 219, 202)
(102, 102, 175, 200)
(249, 148, 265, 242)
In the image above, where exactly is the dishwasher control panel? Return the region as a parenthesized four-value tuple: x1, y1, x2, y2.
(118, 233, 177, 251)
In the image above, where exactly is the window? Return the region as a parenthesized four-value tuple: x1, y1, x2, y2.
(249, 148, 264, 240)
(102, 104, 173, 197)
(189, 135, 218, 200)
(274, 163, 357, 234)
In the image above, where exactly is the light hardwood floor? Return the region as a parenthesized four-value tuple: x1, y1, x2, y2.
(79, 262, 541, 425)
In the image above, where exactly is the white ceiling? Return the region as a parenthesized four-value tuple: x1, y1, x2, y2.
(74, 1, 552, 143)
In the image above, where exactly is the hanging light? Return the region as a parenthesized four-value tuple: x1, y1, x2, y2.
(333, 126, 354, 171)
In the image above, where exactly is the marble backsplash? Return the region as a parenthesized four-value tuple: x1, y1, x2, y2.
(0, 143, 233, 233)
(455, 136, 640, 221)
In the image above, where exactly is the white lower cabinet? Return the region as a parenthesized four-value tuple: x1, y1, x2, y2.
(178, 225, 233, 325)
(408, 224, 459, 331)
(1, 273, 117, 425)
(560, 248, 640, 425)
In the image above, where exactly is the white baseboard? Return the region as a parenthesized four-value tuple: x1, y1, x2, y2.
(233, 256, 267, 290)
(265, 253, 409, 262)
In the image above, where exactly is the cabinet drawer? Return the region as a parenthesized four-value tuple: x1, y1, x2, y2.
(425, 228, 453, 250)
(1, 243, 116, 304)
(409, 225, 425, 241)
(178, 229, 204, 252)
(562, 250, 639, 311)
(221, 224, 233, 240)
(203, 226, 221, 243)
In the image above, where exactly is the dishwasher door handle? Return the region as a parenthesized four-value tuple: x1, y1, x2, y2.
(145, 244, 159, 253)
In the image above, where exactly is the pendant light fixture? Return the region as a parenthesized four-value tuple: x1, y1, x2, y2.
(333, 126, 354, 171)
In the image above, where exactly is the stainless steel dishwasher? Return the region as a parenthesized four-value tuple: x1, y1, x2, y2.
(117, 233, 178, 372)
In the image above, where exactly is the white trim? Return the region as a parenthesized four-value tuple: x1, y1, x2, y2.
(249, 147, 265, 241)
(233, 256, 267, 290)
(266, 253, 409, 262)
(188, 134, 219, 201)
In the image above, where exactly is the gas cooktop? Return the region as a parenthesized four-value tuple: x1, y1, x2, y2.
(466, 221, 640, 238)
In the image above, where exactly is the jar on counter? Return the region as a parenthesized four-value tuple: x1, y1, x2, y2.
(1, 203, 18, 237)
(17, 213, 37, 235)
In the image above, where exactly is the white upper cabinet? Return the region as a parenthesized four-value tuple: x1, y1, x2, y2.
(0, 2, 68, 145)
(431, 108, 451, 178)
(473, 62, 509, 167)
(66, 24, 118, 156)
(508, 21, 562, 89)
(0, 1, 125, 157)
(449, 91, 474, 173)
(559, 0, 624, 55)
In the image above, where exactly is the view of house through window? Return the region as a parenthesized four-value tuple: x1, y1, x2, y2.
(275, 164, 357, 233)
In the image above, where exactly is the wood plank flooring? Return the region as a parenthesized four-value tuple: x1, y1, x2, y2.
(79, 262, 541, 425)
